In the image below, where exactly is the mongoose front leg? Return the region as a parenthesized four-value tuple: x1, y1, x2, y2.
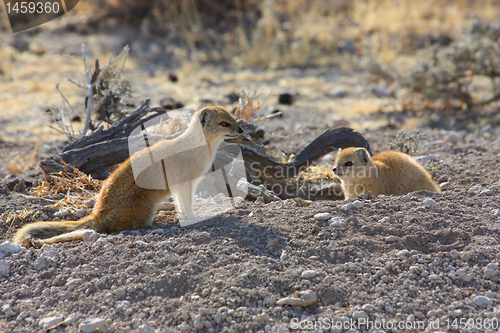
(173, 181, 196, 219)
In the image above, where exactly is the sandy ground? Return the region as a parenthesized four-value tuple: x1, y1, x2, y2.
(1, 18, 500, 333)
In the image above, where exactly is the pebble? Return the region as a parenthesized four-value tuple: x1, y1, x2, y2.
(0, 241, 23, 257)
(342, 203, 355, 210)
(276, 290, 317, 307)
(82, 230, 99, 242)
(461, 252, 472, 261)
(193, 320, 204, 329)
(74, 208, 87, 218)
(448, 309, 462, 317)
(484, 269, 496, 279)
(202, 288, 210, 297)
(314, 213, 331, 221)
(396, 250, 409, 258)
(491, 209, 499, 216)
(330, 88, 348, 98)
(0, 260, 11, 277)
(486, 263, 499, 270)
(301, 270, 316, 279)
(39, 315, 64, 329)
(449, 250, 460, 259)
(79, 318, 106, 333)
(480, 189, 493, 196)
(54, 209, 70, 218)
(178, 323, 191, 331)
(138, 324, 155, 333)
(423, 198, 437, 206)
(254, 312, 270, 323)
(385, 235, 398, 243)
(280, 250, 288, 260)
(86, 199, 96, 208)
(352, 200, 364, 208)
(379, 217, 390, 223)
(472, 296, 493, 307)
(352, 310, 368, 321)
(158, 202, 175, 211)
(151, 229, 165, 235)
(401, 195, 411, 202)
(468, 185, 482, 193)
(329, 217, 346, 227)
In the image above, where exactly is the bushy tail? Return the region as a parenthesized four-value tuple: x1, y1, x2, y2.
(13, 215, 98, 248)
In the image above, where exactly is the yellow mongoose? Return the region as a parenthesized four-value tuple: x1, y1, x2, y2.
(13, 106, 243, 248)
(333, 147, 440, 199)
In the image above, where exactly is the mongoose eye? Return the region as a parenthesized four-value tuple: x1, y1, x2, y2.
(345, 161, 353, 166)
(220, 122, 229, 127)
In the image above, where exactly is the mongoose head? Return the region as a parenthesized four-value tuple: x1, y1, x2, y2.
(333, 147, 375, 180)
(198, 106, 243, 142)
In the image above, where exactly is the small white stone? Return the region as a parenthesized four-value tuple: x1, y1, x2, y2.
(385, 235, 398, 243)
(329, 217, 346, 227)
(342, 203, 355, 210)
(0, 260, 10, 277)
(491, 209, 500, 216)
(138, 324, 155, 333)
(54, 209, 70, 218)
(280, 250, 288, 260)
(353, 310, 368, 321)
(79, 318, 106, 333)
(74, 208, 87, 218)
(361, 304, 375, 312)
(473, 296, 493, 307)
(468, 185, 482, 192)
(82, 230, 98, 242)
(39, 316, 64, 329)
(151, 229, 165, 235)
(202, 288, 210, 297)
(254, 313, 270, 323)
(29, 308, 39, 318)
(480, 189, 493, 196)
(486, 263, 499, 270)
(396, 250, 409, 258)
(402, 195, 411, 202)
(301, 270, 316, 279)
(158, 202, 175, 211)
(178, 323, 191, 331)
(314, 213, 331, 221)
(423, 198, 436, 206)
(379, 217, 390, 223)
(448, 309, 462, 317)
(461, 252, 472, 261)
(484, 269, 496, 279)
(449, 249, 460, 259)
(352, 200, 364, 208)
(193, 320, 204, 329)
(0, 241, 23, 256)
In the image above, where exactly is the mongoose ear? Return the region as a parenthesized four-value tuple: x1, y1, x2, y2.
(199, 107, 216, 126)
(354, 148, 369, 164)
(337, 148, 342, 154)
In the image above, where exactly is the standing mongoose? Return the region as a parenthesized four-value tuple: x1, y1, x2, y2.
(333, 147, 440, 199)
(13, 106, 243, 248)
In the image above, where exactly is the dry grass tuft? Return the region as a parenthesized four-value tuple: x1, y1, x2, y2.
(234, 91, 263, 121)
(31, 160, 102, 211)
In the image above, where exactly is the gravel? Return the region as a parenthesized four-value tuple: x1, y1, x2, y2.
(1, 109, 500, 333)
